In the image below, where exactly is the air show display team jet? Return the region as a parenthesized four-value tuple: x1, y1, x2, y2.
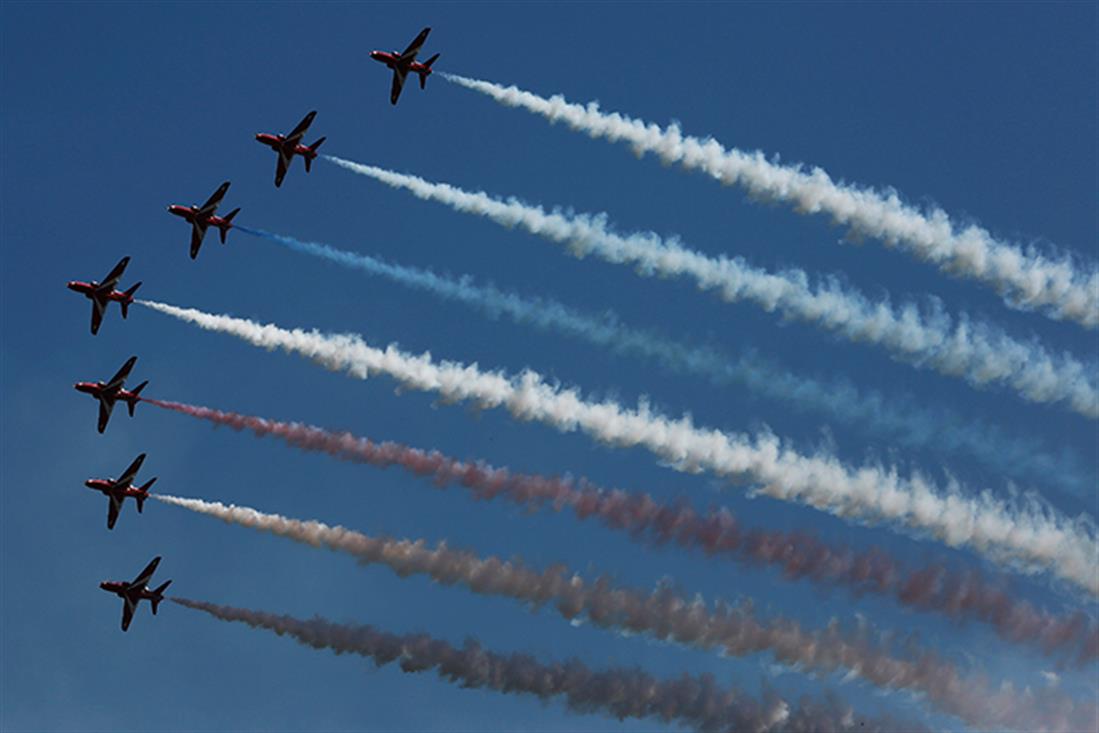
(67, 256, 142, 335)
(370, 27, 440, 105)
(255, 110, 326, 188)
(100, 556, 171, 632)
(74, 356, 147, 433)
(167, 181, 240, 259)
(84, 453, 157, 530)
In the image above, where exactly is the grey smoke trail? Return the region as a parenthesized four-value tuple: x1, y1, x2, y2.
(141, 397, 1099, 665)
(173, 597, 912, 733)
(238, 225, 1093, 499)
(159, 496, 1092, 731)
(441, 73, 1099, 330)
(137, 299, 1099, 597)
(323, 155, 1099, 420)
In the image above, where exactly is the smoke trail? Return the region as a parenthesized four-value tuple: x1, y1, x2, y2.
(137, 299, 1099, 597)
(141, 397, 1099, 665)
(173, 597, 912, 733)
(441, 73, 1099, 330)
(237, 225, 1094, 499)
(323, 156, 1099, 420)
(158, 496, 1092, 730)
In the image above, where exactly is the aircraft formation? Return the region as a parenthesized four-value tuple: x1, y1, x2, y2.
(59, 21, 1098, 732)
(72, 27, 436, 630)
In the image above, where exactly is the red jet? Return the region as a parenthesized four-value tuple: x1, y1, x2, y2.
(100, 556, 171, 632)
(167, 181, 240, 259)
(74, 356, 147, 433)
(85, 453, 157, 530)
(370, 27, 439, 105)
(255, 111, 326, 188)
(67, 256, 142, 335)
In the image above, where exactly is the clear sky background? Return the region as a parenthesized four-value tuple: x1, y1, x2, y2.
(1, 2, 1096, 731)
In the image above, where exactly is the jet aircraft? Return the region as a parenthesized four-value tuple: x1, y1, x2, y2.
(255, 111, 326, 188)
(167, 181, 240, 259)
(74, 356, 147, 433)
(85, 453, 157, 530)
(67, 256, 142, 335)
(370, 27, 439, 105)
(100, 556, 171, 632)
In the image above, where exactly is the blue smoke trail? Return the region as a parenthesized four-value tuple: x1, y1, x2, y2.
(235, 225, 1093, 502)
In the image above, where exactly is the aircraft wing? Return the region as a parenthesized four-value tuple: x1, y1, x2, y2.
(197, 181, 230, 218)
(286, 111, 316, 146)
(121, 596, 136, 631)
(97, 398, 115, 434)
(274, 148, 291, 188)
(400, 27, 430, 61)
(390, 68, 407, 105)
(115, 453, 146, 488)
(107, 494, 122, 530)
(131, 556, 161, 588)
(106, 357, 137, 391)
(190, 221, 208, 259)
(98, 256, 131, 292)
(90, 297, 106, 335)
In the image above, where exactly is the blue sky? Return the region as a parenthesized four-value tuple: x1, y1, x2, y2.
(1, 2, 1096, 730)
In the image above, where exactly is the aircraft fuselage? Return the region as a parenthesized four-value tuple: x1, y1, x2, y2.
(85, 477, 145, 499)
(66, 281, 132, 304)
(99, 580, 156, 604)
(167, 204, 234, 229)
(255, 133, 317, 159)
(369, 50, 432, 76)
(74, 381, 115, 398)
(74, 381, 140, 404)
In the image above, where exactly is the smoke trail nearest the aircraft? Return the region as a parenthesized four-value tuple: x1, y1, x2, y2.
(158, 495, 1092, 731)
(237, 225, 1093, 499)
(441, 73, 1099, 330)
(174, 597, 910, 733)
(143, 397, 1099, 664)
(323, 156, 1099, 420)
(137, 299, 1098, 596)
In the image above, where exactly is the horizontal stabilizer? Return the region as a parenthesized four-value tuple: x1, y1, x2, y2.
(136, 478, 156, 512)
(127, 382, 148, 415)
(220, 209, 240, 243)
(304, 137, 326, 173)
(120, 282, 142, 318)
(151, 580, 172, 614)
(418, 55, 438, 90)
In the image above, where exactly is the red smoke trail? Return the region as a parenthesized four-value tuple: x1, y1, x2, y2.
(173, 596, 918, 732)
(159, 494, 1096, 732)
(144, 398, 1097, 666)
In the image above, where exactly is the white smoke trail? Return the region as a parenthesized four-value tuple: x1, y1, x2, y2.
(157, 494, 1094, 731)
(138, 299, 1099, 596)
(441, 73, 1099, 330)
(175, 597, 913, 733)
(323, 156, 1099, 420)
(241, 225, 1094, 498)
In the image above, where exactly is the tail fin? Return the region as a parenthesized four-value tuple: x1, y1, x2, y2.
(127, 381, 148, 416)
(219, 208, 240, 244)
(136, 477, 157, 512)
(419, 54, 439, 89)
(120, 282, 142, 318)
(304, 138, 326, 172)
(151, 580, 172, 614)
